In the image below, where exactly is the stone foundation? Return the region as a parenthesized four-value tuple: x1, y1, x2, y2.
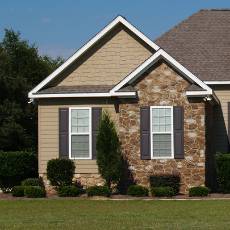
(41, 173, 104, 195)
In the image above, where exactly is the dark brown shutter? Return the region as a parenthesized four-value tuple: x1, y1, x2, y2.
(173, 106, 184, 159)
(92, 107, 102, 160)
(59, 108, 69, 159)
(140, 106, 151, 160)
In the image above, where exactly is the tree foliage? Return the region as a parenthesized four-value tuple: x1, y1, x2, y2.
(0, 29, 63, 151)
(96, 112, 122, 189)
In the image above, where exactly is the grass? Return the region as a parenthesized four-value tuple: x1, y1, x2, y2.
(0, 200, 229, 229)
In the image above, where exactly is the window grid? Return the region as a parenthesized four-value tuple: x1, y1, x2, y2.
(69, 108, 92, 160)
(150, 106, 174, 159)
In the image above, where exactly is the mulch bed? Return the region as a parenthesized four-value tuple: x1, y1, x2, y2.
(1, 192, 230, 200)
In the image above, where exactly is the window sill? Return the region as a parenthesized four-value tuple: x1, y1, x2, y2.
(151, 157, 174, 160)
(69, 157, 92, 160)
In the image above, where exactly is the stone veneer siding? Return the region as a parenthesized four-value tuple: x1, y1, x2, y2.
(119, 62, 206, 194)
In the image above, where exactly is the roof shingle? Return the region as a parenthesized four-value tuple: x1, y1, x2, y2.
(36, 85, 136, 94)
(37, 85, 114, 94)
(155, 9, 230, 81)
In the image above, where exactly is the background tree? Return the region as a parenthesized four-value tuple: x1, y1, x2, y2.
(0, 29, 63, 151)
(96, 112, 122, 189)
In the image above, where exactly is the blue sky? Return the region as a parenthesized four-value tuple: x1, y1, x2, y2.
(0, 0, 229, 59)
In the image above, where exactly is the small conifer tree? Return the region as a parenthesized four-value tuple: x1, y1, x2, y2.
(96, 112, 122, 189)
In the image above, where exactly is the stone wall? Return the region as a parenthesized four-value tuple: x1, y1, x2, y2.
(119, 61, 206, 194)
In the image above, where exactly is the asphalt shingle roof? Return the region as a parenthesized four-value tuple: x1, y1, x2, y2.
(37, 85, 114, 94)
(155, 9, 230, 81)
(36, 85, 136, 94)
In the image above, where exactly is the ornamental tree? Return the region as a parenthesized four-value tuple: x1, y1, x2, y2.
(96, 112, 122, 189)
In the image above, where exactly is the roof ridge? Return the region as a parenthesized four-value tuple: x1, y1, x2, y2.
(200, 8, 230, 11)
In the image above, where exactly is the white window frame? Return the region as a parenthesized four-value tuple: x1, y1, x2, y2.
(69, 107, 92, 160)
(150, 106, 174, 159)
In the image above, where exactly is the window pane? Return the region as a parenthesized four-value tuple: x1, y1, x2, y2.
(71, 135, 89, 158)
(165, 108, 171, 116)
(152, 107, 172, 133)
(153, 134, 171, 157)
(165, 125, 171, 132)
(159, 108, 165, 116)
(152, 108, 159, 117)
(71, 109, 89, 133)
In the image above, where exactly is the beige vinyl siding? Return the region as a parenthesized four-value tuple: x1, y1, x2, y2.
(38, 99, 118, 175)
(213, 87, 230, 152)
(55, 25, 153, 86)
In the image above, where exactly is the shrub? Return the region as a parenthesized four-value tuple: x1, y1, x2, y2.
(47, 159, 75, 186)
(21, 177, 44, 188)
(216, 153, 230, 193)
(96, 112, 122, 189)
(73, 180, 85, 194)
(57, 186, 81, 197)
(127, 185, 149, 197)
(0, 151, 38, 192)
(150, 174, 180, 194)
(151, 186, 175, 197)
(189, 186, 210, 197)
(87, 185, 110, 197)
(12, 186, 25, 197)
(24, 186, 46, 198)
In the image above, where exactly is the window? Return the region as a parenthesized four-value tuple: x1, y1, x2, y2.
(150, 106, 174, 159)
(69, 108, 91, 159)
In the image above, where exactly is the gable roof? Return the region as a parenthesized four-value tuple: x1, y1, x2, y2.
(110, 49, 212, 95)
(155, 9, 230, 83)
(28, 13, 218, 101)
(28, 15, 159, 98)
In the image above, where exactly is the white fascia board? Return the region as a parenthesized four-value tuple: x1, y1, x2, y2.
(110, 49, 212, 94)
(29, 91, 136, 99)
(118, 16, 159, 51)
(186, 90, 220, 104)
(186, 91, 211, 96)
(28, 16, 159, 97)
(204, 81, 230, 85)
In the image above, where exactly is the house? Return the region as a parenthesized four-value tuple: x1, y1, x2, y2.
(29, 9, 230, 193)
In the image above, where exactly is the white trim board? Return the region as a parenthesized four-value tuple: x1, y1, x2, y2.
(29, 91, 136, 99)
(110, 49, 212, 95)
(150, 106, 174, 160)
(204, 81, 230, 85)
(28, 15, 159, 98)
(69, 107, 92, 160)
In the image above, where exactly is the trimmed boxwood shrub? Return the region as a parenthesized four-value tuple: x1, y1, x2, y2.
(0, 151, 38, 192)
(58, 186, 81, 197)
(47, 159, 75, 186)
(21, 177, 44, 188)
(12, 186, 25, 197)
(189, 186, 210, 197)
(216, 153, 230, 193)
(151, 186, 175, 197)
(87, 186, 110, 197)
(24, 186, 46, 198)
(150, 175, 180, 194)
(127, 185, 149, 197)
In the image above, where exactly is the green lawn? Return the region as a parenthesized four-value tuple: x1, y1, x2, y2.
(0, 200, 229, 229)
